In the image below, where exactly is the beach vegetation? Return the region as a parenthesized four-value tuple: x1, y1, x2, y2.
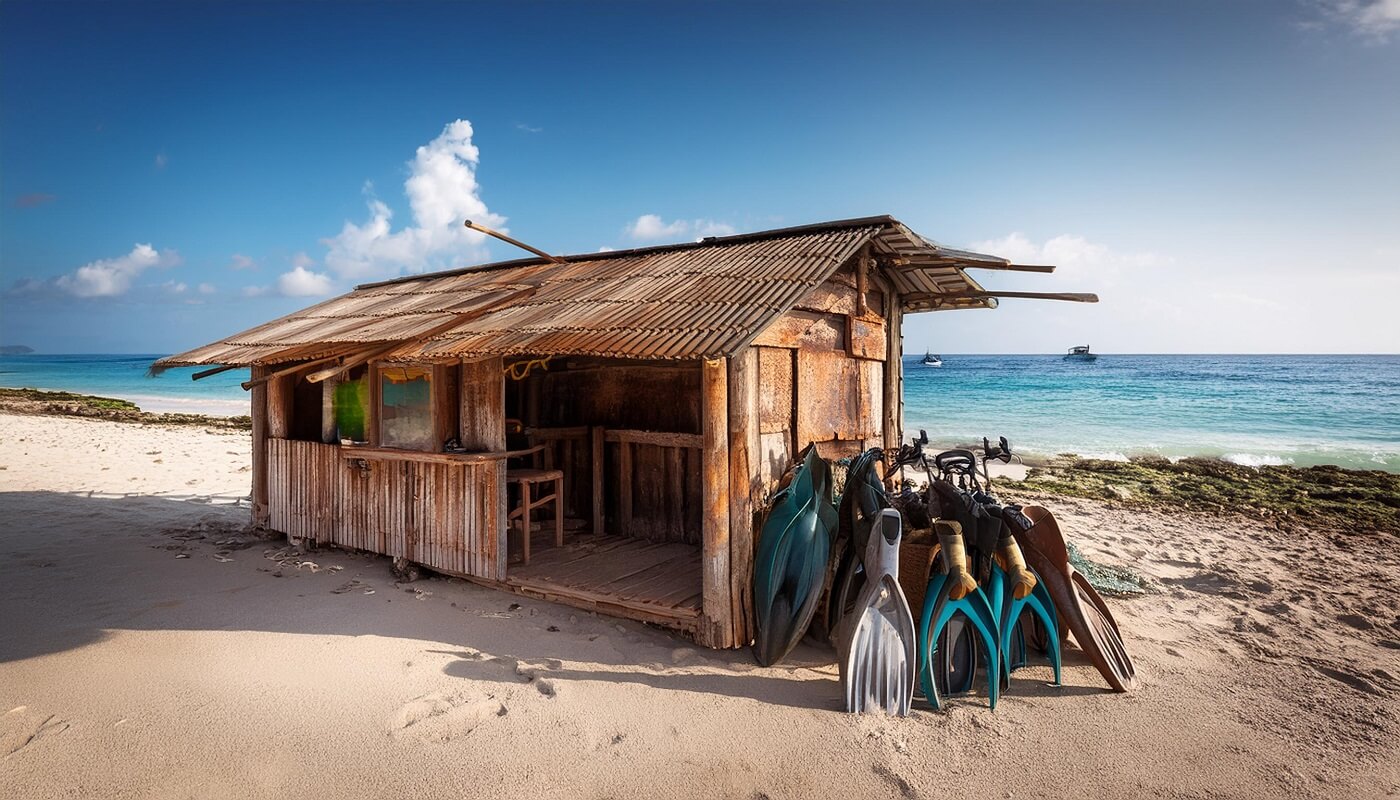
(1008, 454, 1400, 535)
(0, 388, 252, 430)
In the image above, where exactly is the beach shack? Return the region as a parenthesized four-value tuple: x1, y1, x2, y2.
(155, 215, 1090, 648)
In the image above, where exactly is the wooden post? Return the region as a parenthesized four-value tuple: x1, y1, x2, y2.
(618, 442, 633, 537)
(726, 348, 760, 647)
(250, 365, 270, 529)
(459, 358, 506, 579)
(882, 288, 904, 484)
(321, 376, 339, 444)
(856, 245, 871, 317)
(591, 425, 605, 536)
(700, 357, 733, 648)
(367, 362, 382, 448)
(432, 362, 460, 450)
(267, 372, 293, 440)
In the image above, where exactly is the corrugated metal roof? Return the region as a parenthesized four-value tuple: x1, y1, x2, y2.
(154, 216, 1002, 368)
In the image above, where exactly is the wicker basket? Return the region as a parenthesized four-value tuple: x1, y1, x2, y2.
(898, 534, 939, 615)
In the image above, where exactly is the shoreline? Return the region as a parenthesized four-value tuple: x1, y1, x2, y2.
(5, 388, 1395, 536)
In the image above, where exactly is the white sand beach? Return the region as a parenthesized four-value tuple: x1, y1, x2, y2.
(2, 412, 1397, 799)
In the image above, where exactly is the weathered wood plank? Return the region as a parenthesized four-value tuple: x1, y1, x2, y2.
(727, 347, 759, 646)
(251, 365, 270, 529)
(460, 357, 505, 450)
(604, 429, 704, 449)
(591, 425, 605, 536)
(266, 373, 293, 439)
(699, 357, 733, 648)
(882, 289, 903, 470)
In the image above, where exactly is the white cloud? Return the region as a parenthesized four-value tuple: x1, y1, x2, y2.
(198, 282, 216, 295)
(626, 214, 737, 242)
(291, 251, 316, 269)
(516, 122, 543, 133)
(228, 254, 256, 271)
(1312, 0, 1400, 40)
(55, 243, 182, 298)
(154, 152, 168, 170)
(275, 266, 335, 297)
(967, 232, 1169, 284)
(321, 119, 504, 281)
(161, 280, 188, 295)
(241, 285, 270, 298)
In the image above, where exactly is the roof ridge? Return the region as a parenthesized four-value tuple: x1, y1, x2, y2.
(355, 215, 896, 290)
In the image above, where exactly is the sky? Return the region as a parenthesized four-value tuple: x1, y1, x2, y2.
(2, 0, 1398, 355)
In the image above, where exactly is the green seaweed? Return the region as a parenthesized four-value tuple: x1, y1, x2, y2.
(0, 388, 252, 430)
(1003, 454, 1400, 535)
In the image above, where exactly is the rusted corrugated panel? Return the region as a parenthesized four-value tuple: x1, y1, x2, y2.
(156, 225, 882, 367)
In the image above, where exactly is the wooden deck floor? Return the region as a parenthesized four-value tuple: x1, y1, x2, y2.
(503, 533, 702, 632)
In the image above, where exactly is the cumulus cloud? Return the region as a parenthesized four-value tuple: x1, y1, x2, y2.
(55, 243, 182, 298)
(321, 119, 504, 281)
(1311, 0, 1400, 40)
(626, 214, 737, 242)
(276, 266, 335, 297)
(967, 232, 1169, 284)
(228, 254, 256, 271)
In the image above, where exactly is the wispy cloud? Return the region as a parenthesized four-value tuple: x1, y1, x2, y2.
(321, 119, 504, 281)
(53, 243, 182, 298)
(515, 122, 543, 133)
(967, 232, 1169, 284)
(626, 214, 736, 242)
(1307, 0, 1400, 41)
(227, 254, 256, 271)
(154, 152, 168, 170)
(14, 193, 56, 208)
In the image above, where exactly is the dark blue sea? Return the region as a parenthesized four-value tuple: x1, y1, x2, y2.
(2, 353, 1397, 472)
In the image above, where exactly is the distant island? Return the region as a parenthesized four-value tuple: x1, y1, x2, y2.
(0, 345, 35, 355)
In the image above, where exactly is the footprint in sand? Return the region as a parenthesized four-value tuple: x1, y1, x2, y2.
(389, 691, 506, 742)
(3, 712, 70, 757)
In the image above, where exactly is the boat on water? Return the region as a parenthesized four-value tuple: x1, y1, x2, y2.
(1064, 345, 1098, 361)
(921, 350, 943, 367)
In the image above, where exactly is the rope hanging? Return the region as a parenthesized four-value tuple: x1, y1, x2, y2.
(504, 356, 551, 381)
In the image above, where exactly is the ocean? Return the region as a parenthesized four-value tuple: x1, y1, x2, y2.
(2, 353, 1397, 472)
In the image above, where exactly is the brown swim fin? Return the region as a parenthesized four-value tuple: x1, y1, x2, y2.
(1013, 506, 1135, 692)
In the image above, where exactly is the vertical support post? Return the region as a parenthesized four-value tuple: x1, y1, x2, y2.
(882, 287, 904, 487)
(321, 376, 339, 444)
(726, 348, 760, 647)
(856, 244, 871, 317)
(700, 357, 733, 648)
(267, 372, 292, 440)
(367, 362, 382, 448)
(460, 358, 506, 579)
(591, 425, 605, 536)
(250, 365, 270, 530)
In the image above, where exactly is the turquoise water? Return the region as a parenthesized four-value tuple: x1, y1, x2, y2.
(904, 355, 1400, 472)
(0, 354, 251, 416)
(2, 354, 1398, 472)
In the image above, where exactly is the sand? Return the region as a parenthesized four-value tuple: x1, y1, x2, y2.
(2, 411, 1397, 799)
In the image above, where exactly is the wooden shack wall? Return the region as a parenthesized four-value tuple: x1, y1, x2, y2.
(260, 357, 508, 582)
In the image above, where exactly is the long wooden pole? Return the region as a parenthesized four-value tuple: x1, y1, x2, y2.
(726, 348, 759, 647)
(464, 220, 566, 264)
(699, 357, 733, 648)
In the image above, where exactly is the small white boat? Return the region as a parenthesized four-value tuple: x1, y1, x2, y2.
(921, 350, 942, 367)
(1064, 345, 1098, 361)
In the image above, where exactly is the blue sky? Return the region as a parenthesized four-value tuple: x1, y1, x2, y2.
(2, 1, 1398, 354)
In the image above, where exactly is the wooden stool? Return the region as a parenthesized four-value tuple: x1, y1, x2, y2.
(507, 468, 564, 564)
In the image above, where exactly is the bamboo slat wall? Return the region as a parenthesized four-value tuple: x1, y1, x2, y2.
(267, 440, 505, 581)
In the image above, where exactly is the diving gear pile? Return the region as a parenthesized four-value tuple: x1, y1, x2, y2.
(750, 435, 1136, 715)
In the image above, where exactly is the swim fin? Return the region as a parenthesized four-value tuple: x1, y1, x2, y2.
(753, 444, 835, 667)
(838, 508, 916, 715)
(1011, 505, 1135, 692)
